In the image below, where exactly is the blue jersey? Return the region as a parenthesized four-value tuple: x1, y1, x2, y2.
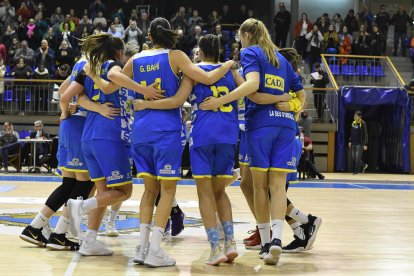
(81, 60, 131, 143)
(131, 49, 181, 143)
(241, 46, 303, 131)
(189, 63, 238, 148)
(70, 57, 87, 116)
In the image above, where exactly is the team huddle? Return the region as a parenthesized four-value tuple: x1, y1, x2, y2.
(19, 17, 322, 267)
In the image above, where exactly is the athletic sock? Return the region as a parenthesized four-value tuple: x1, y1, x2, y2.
(108, 209, 118, 224)
(258, 223, 271, 246)
(289, 207, 309, 224)
(290, 221, 305, 240)
(85, 229, 97, 244)
(271, 219, 284, 240)
(222, 221, 234, 242)
(30, 212, 49, 229)
(171, 198, 178, 208)
(54, 216, 70, 234)
(205, 226, 220, 249)
(149, 226, 164, 252)
(139, 223, 151, 249)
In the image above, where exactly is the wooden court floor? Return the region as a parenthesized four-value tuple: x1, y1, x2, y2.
(0, 173, 413, 275)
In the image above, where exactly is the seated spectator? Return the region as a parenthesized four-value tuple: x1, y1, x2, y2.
(25, 18, 37, 48)
(137, 11, 151, 40)
(0, 0, 16, 29)
(212, 24, 228, 62)
(124, 19, 143, 46)
(58, 22, 75, 49)
(69, 9, 79, 26)
(76, 15, 93, 38)
(32, 64, 51, 114)
(34, 39, 55, 74)
(323, 24, 338, 52)
(3, 25, 18, 51)
(56, 41, 75, 68)
(299, 127, 325, 180)
(310, 63, 329, 121)
(13, 40, 34, 67)
(208, 10, 221, 31)
(338, 25, 353, 64)
(110, 16, 125, 37)
(7, 38, 19, 66)
(306, 25, 323, 67)
(53, 64, 70, 81)
(28, 120, 51, 165)
(175, 29, 186, 52)
(107, 23, 123, 38)
(110, 8, 125, 26)
(59, 14, 76, 33)
(0, 122, 20, 172)
(370, 25, 384, 56)
(352, 24, 370, 55)
(50, 6, 64, 29)
(186, 25, 203, 55)
(188, 10, 204, 35)
(43, 27, 59, 51)
(93, 11, 107, 29)
(11, 57, 32, 116)
(16, 2, 31, 23)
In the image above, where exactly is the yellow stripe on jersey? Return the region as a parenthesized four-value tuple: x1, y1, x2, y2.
(215, 175, 234, 179)
(269, 167, 296, 173)
(91, 177, 105, 181)
(137, 172, 157, 179)
(107, 180, 133, 187)
(62, 168, 89, 173)
(158, 176, 181, 181)
(193, 175, 212, 179)
(239, 162, 250, 165)
(289, 180, 299, 184)
(250, 167, 269, 172)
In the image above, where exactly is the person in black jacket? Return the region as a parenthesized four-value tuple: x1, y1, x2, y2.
(273, 2, 291, 48)
(310, 63, 329, 121)
(348, 111, 368, 174)
(375, 5, 390, 52)
(391, 6, 412, 57)
(11, 57, 32, 115)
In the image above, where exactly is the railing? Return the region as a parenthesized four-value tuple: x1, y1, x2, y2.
(0, 78, 63, 116)
(320, 54, 406, 88)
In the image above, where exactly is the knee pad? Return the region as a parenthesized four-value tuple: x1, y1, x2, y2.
(68, 180, 95, 201)
(45, 177, 77, 212)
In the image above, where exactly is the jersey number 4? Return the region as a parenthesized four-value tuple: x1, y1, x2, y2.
(210, 86, 233, 113)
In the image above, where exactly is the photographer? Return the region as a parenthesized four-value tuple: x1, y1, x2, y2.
(310, 63, 329, 121)
(306, 25, 323, 67)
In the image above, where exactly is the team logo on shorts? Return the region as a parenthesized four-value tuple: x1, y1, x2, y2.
(107, 170, 124, 182)
(67, 158, 83, 167)
(287, 157, 297, 167)
(160, 164, 176, 175)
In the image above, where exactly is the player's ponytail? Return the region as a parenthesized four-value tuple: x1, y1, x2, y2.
(279, 48, 302, 72)
(149, 17, 179, 49)
(79, 33, 124, 76)
(198, 34, 220, 63)
(240, 18, 280, 68)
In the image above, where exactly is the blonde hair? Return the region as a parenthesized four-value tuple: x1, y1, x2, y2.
(240, 18, 280, 68)
(79, 33, 124, 76)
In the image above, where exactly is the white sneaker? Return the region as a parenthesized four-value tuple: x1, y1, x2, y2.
(224, 240, 238, 263)
(263, 245, 282, 265)
(133, 245, 148, 264)
(144, 247, 176, 267)
(42, 223, 52, 240)
(79, 240, 113, 256)
(206, 245, 227, 266)
(233, 168, 241, 180)
(67, 199, 83, 240)
(105, 221, 119, 237)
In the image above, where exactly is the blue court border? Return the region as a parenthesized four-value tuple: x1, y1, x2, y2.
(0, 175, 413, 190)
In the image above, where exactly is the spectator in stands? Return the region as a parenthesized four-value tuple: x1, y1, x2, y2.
(0, 0, 16, 28)
(109, 16, 124, 38)
(370, 25, 385, 56)
(316, 14, 329, 34)
(107, 23, 123, 38)
(323, 24, 338, 53)
(332, 13, 344, 33)
(34, 12, 48, 47)
(17, 15, 27, 41)
(20, 0, 36, 15)
(60, 14, 76, 33)
(171, 7, 187, 32)
(208, 10, 221, 31)
(7, 37, 19, 66)
(213, 24, 228, 62)
(76, 15, 93, 38)
(53, 64, 70, 81)
(69, 9, 79, 26)
(25, 18, 37, 48)
(110, 7, 125, 26)
(32, 63, 51, 114)
(0, 58, 5, 95)
(274, 2, 291, 48)
(93, 11, 107, 29)
(124, 19, 142, 46)
(16, 2, 31, 23)
(236, 4, 247, 24)
(391, 6, 412, 57)
(349, 111, 368, 175)
(3, 25, 17, 51)
(230, 46, 241, 69)
(137, 11, 151, 40)
(375, 5, 390, 53)
(187, 10, 204, 35)
(306, 25, 323, 67)
(294, 13, 312, 60)
(50, 6, 64, 28)
(220, 4, 233, 24)
(338, 25, 352, 64)
(186, 25, 203, 54)
(310, 63, 329, 121)
(35, 2, 46, 14)
(359, 5, 374, 33)
(0, 122, 20, 173)
(298, 110, 312, 138)
(89, 0, 106, 20)
(55, 41, 75, 68)
(352, 24, 370, 55)
(175, 29, 186, 52)
(129, 9, 138, 22)
(14, 40, 34, 66)
(59, 22, 75, 49)
(43, 27, 58, 51)
(0, 44, 6, 65)
(344, 9, 358, 35)
(11, 57, 32, 116)
(34, 39, 55, 74)
(29, 120, 51, 164)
